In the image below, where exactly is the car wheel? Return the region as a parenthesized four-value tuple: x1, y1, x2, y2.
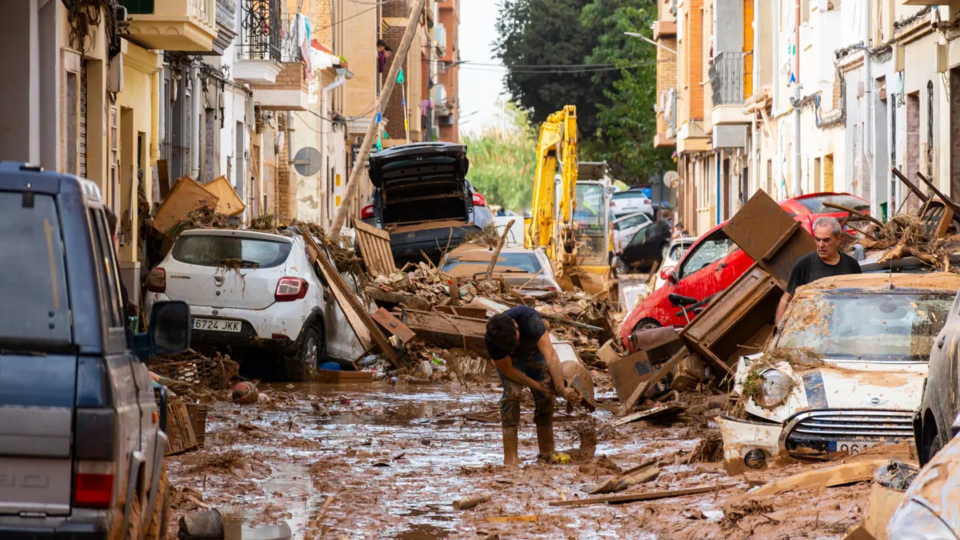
(634, 318, 661, 333)
(925, 430, 944, 463)
(285, 325, 324, 382)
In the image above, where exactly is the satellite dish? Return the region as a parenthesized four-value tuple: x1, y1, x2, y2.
(293, 147, 323, 177)
(663, 171, 680, 189)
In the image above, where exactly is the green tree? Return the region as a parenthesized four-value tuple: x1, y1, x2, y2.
(463, 103, 537, 212)
(494, 0, 674, 183)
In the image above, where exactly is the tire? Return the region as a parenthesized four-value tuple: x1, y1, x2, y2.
(285, 325, 323, 382)
(634, 318, 662, 332)
(924, 429, 944, 464)
(144, 469, 169, 540)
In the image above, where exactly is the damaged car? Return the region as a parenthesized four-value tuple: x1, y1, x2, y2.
(719, 273, 960, 471)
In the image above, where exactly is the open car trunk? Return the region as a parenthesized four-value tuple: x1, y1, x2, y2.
(369, 143, 471, 228)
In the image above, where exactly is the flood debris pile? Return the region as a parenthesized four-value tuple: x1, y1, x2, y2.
(150, 350, 241, 400)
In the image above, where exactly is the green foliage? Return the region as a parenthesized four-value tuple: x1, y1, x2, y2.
(495, 0, 675, 183)
(464, 126, 536, 212)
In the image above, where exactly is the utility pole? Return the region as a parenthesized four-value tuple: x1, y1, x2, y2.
(330, 0, 427, 237)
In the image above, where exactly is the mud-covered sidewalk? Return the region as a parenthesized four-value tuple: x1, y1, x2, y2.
(164, 382, 895, 539)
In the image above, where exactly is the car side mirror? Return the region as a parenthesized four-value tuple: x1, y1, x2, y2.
(135, 301, 191, 360)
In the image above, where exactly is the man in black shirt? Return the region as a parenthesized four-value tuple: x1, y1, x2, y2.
(775, 216, 861, 325)
(485, 306, 582, 467)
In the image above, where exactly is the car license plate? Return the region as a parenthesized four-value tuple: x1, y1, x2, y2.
(829, 440, 879, 455)
(192, 318, 241, 332)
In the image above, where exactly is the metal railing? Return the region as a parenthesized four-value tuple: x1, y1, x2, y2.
(709, 51, 744, 106)
(238, 0, 282, 62)
(190, 0, 216, 28)
(281, 14, 306, 62)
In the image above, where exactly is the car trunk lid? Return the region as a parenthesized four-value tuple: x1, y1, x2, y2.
(0, 352, 77, 516)
(369, 144, 470, 227)
(162, 231, 295, 310)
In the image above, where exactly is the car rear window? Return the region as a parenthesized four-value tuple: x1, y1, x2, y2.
(796, 195, 869, 214)
(442, 252, 542, 274)
(172, 235, 292, 269)
(0, 192, 71, 345)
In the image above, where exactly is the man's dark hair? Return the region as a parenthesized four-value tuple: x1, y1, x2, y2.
(486, 314, 518, 353)
(376, 39, 387, 48)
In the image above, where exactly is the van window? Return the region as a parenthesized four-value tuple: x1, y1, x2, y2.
(0, 192, 71, 345)
(89, 209, 124, 329)
(173, 235, 292, 269)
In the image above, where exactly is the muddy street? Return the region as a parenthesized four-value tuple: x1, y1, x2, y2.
(165, 381, 883, 539)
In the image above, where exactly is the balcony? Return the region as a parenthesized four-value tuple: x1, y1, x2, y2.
(234, 0, 283, 84)
(251, 62, 309, 110)
(709, 52, 752, 126)
(122, 0, 218, 52)
(653, 20, 676, 40)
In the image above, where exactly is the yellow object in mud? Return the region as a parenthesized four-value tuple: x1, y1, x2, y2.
(551, 452, 573, 464)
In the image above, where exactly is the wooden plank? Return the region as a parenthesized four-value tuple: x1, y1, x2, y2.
(303, 232, 400, 366)
(486, 219, 515, 280)
(402, 309, 488, 353)
(371, 307, 416, 344)
(434, 306, 487, 319)
(609, 404, 685, 427)
(353, 218, 397, 278)
(315, 370, 374, 384)
(549, 483, 738, 507)
(745, 459, 888, 498)
(153, 176, 219, 234)
(891, 167, 929, 204)
(916, 172, 960, 221)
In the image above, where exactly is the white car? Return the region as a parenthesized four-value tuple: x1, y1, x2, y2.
(145, 228, 367, 380)
(719, 273, 959, 471)
(440, 245, 561, 296)
(610, 189, 654, 219)
(612, 212, 654, 251)
(652, 237, 696, 291)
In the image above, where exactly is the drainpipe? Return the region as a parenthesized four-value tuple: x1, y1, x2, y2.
(190, 64, 201, 179)
(793, 84, 802, 197)
(863, 0, 874, 213)
(151, 69, 160, 165)
(752, 0, 761, 196)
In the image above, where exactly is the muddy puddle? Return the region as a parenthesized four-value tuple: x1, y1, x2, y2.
(166, 383, 878, 539)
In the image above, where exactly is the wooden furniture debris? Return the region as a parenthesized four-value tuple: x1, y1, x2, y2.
(354, 219, 398, 278)
(618, 346, 696, 416)
(165, 398, 198, 456)
(549, 483, 738, 507)
(596, 339, 621, 365)
(302, 232, 400, 366)
(157, 159, 170, 200)
(364, 287, 433, 311)
(589, 458, 660, 494)
(915, 172, 960, 228)
(822, 202, 884, 229)
(891, 167, 929, 206)
(723, 190, 816, 287)
(400, 309, 488, 353)
(433, 305, 487, 319)
(679, 264, 779, 377)
(921, 199, 954, 239)
(484, 515, 538, 523)
(609, 350, 657, 404)
(315, 370, 374, 384)
(153, 176, 219, 234)
(371, 307, 416, 344)
(610, 404, 685, 427)
(745, 458, 888, 498)
(185, 403, 208, 448)
(204, 176, 246, 216)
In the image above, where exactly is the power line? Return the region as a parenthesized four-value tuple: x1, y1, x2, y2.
(313, 1, 397, 33)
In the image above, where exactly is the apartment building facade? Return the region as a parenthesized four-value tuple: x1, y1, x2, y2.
(663, 0, 960, 237)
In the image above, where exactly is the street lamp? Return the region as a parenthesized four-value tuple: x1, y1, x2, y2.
(624, 32, 677, 55)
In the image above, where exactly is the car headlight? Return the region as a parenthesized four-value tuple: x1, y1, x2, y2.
(887, 500, 958, 540)
(756, 369, 794, 409)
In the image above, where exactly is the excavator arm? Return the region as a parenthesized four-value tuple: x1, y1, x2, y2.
(526, 105, 578, 263)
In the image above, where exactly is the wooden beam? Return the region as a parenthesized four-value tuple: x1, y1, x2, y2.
(371, 307, 416, 344)
(891, 167, 929, 204)
(486, 219, 516, 281)
(916, 172, 960, 221)
(548, 483, 738, 507)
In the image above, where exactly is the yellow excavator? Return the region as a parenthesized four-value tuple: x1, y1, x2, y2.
(524, 105, 612, 294)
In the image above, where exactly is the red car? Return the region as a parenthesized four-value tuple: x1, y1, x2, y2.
(620, 192, 868, 349)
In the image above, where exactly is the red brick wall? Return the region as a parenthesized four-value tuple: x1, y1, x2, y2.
(437, 2, 459, 142)
(382, 0, 411, 18)
(382, 26, 408, 140)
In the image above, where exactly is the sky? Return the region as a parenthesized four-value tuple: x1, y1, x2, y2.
(457, 2, 507, 133)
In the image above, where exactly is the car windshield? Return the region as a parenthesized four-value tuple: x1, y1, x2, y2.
(173, 235, 292, 269)
(777, 292, 953, 361)
(0, 192, 71, 345)
(796, 194, 869, 214)
(679, 231, 736, 277)
(574, 184, 605, 230)
(442, 252, 541, 274)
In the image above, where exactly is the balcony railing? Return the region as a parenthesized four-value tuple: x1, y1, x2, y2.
(238, 0, 282, 62)
(709, 52, 744, 106)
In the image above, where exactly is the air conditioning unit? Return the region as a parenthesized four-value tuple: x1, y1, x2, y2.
(439, 115, 455, 126)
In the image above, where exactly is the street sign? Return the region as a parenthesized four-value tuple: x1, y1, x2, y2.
(293, 147, 322, 176)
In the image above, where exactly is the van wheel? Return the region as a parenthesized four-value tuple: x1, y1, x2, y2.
(144, 469, 169, 540)
(923, 424, 944, 464)
(285, 325, 323, 382)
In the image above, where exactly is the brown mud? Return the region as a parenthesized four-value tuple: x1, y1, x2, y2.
(164, 383, 884, 539)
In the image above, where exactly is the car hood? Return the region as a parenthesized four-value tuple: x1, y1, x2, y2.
(368, 143, 469, 188)
(735, 353, 928, 423)
(892, 433, 960, 535)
